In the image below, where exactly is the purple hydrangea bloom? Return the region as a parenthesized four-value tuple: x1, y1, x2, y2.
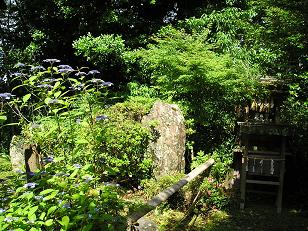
(48, 99, 59, 104)
(95, 115, 108, 121)
(43, 59, 61, 63)
(73, 164, 82, 169)
(42, 78, 57, 83)
(14, 63, 26, 68)
(36, 84, 53, 89)
(30, 66, 46, 72)
(30, 123, 40, 129)
(88, 70, 100, 75)
(4, 217, 17, 222)
(103, 182, 120, 187)
(0, 93, 15, 100)
(15, 169, 24, 174)
(70, 83, 85, 91)
(101, 81, 114, 87)
(62, 203, 71, 209)
(58, 68, 73, 73)
(12, 72, 28, 78)
(91, 78, 103, 83)
(58, 65, 73, 69)
(42, 156, 54, 164)
(27, 172, 35, 177)
(23, 182, 37, 189)
(0, 75, 7, 83)
(75, 71, 87, 76)
(6, 189, 15, 194)
(34, 195, 43, 201)
(84, 176, 93, 183)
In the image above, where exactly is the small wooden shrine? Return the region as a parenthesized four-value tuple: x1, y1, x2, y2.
(235, 77, 291, 213)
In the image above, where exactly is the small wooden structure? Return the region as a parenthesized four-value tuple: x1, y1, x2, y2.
(235, 76, 292, 213)
(238, 122, 290, 213)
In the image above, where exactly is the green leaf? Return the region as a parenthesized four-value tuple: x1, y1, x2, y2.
(45, 219, 53, 226)
(76, 138, 89, 144)
(54, 91, 62, 98)
(53, 81, 61, 89)
(61, 216, 70, 229)
(39, 189, 55, 195)
(47, 206, 57, 216)
(44, 97, 52, 105)
(28, 213, 37, 221)
(39, 212, 46, 220)
(29, 206, 38, 216)
(81, 224, 93, 231)
(29, 228, 40, 231)
(43, 190, 59, 201)
(0, 115, 7, 122)
(22, 93, 31, 103)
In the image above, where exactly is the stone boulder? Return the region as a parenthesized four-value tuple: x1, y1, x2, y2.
(142, 101, 186, 178)
(10, 135, 41, 172)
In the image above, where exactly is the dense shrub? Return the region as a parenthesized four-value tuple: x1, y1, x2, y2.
(132, 26, 263, 151)
(0, 160, 125, 230)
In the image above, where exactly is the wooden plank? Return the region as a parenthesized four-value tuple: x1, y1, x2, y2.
(246, 179, 280, 185)
(240, 135, 248, 210)
(128, 158, 215, 225)
(276, 136, 286, 213)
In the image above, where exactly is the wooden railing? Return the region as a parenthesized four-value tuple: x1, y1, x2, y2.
(127, 158, 215, 229)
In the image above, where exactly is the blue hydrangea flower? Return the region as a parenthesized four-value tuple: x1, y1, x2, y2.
(42, 78, 57, 83)
(70, 83, 85, 91)
(4, 217, 17, 222)
(30, 66, 46, 72)
(15, 169, 24, 174)
(23, 182, 37, 189)
(103, 182, 120, 187)
(88, 70, 100, 75)
(62, 203, 71, 209)
(27, 172, 35, 176)
(34, 195, 43, 201)
(6, 189, 15, 194)
(0, 75, 7, 83)
(76, 118, 81, 124)
(84, 176, 93, 183)
(43, 59, 61, 63)
(0, 208, 5, 214)
(75, 71, 87, 76)
(58, 68, 73, 73)
(48, 99, 59, 104)
(36, 84, 53, 89)
(58, 65, 73, 69)
(30, 123, 40, 129)
(42, 156, 54, 164)
(73, 164, 82, 169)
(96, 115, 108, 121)
(91, 78, 103, 83)
(101, 81, 114, 87)
(14, 63, 26, 68)
(0, 93, 15, 100)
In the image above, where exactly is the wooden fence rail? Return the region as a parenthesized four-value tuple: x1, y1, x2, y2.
(127, 158, 215, 229)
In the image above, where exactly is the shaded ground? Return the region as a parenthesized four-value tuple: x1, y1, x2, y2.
(145, 185, 308, 231)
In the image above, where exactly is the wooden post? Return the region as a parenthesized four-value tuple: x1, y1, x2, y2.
(127, 158, 215, 228)
(276, 136, 286, 213)
(240, 135, 248, 210)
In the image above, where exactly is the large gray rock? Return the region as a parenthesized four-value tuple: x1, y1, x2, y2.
(142, 101, 186, 178)
(9, 135, 25, 171)
(10, 135, 41, 172)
